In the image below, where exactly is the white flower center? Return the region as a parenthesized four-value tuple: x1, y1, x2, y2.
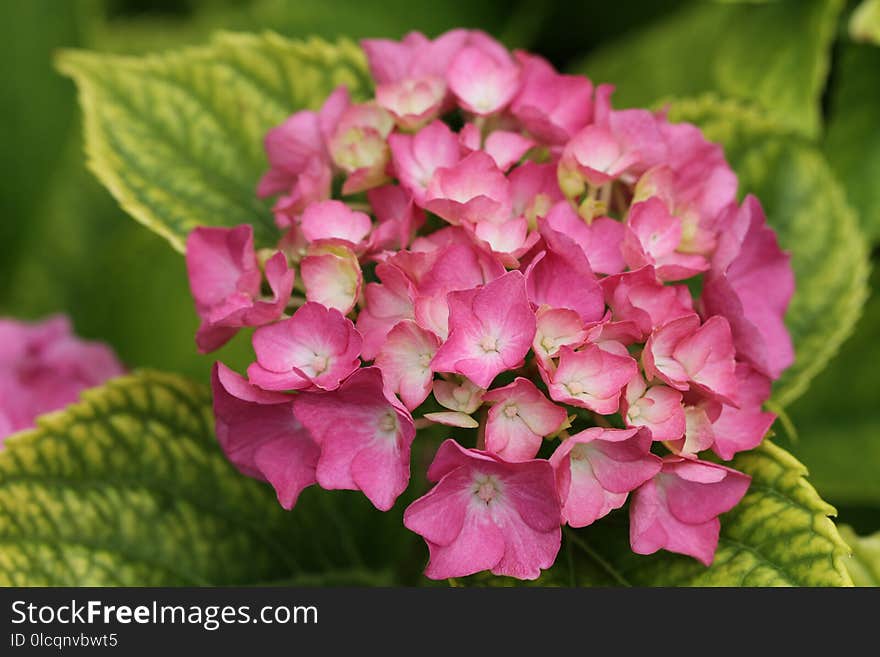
(310, 354, 329, 375)
(479, 335, 499, 353)
(472, 474, 501, 504)
(378, 411, 398, 434)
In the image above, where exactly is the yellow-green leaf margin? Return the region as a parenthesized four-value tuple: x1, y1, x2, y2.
(0, 370, 387, 586)
(56, 32, 372, 252)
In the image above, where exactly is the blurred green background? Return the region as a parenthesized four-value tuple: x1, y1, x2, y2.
(1, 0, 878, 535)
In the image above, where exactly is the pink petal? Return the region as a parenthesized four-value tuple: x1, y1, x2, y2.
(642, 314, 700, 390)
(211, 363, 318, 510)
(425, 151, 512, 226)
(431, 271, 536, 388)
(623, 375, 686, 442)
(703, 195, 794, 379)
(186, 225, 260, 316)
(629, 477, 721, 566)
(510, 51, 593, 144)
(367, 185, 426, 252)
(710, 363, 775, 460)
(375, 320, 440, 410)
(532, 307, 589, 363)
(526, 224, 604, 322)
(545, 202, 626, 275)
(601, 265, 694, 340)
(432, 377, 485, 413)
(423, 411, 479, 428)
(376, 76, 446, 130)
(672, 315, 738, 405)
(249, 302, 361, 391)
(551, 427, 660, 527)
(257, 111, 325, 198)
(389, 120, 460, 206)
(483, 130, 535, 171)
(301, 244, 363, 314)
(548, 344, 637, 414)
(356, 261, 417, 359)
(447, 46, 520, 116)
(300, 200, 372, 246)
(424, 509, 506, 579)
(661, 457, 751, 524)
(293, 367, 414, 511)
(483, 378, 567, 461)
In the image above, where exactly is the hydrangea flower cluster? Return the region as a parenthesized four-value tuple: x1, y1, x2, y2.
(187, 29, 794, 580)
(0, 315, 124, 443)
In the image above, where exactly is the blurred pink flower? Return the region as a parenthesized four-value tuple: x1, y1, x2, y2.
(0, 315, 124, 442)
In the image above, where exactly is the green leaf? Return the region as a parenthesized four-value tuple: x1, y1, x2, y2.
(824, 42, 880, 242)
(850, 0, 880, 44)
(56, 32, 372, 252)
(783, 268, 880, 505)
(838, 525, 880, 586)
(573, 0, 844, 137)
(664, 96, 870, 407)
(468, 442, 852, 586)
(0, 370, 406, 586)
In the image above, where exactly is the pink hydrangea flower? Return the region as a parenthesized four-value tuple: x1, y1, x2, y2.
(375, 320, 440, 410)
(389, 120, 460, 206)
(545, 201, 626, 275)
(525, 225, 604, 322)
(431, 271, 535, 388)
(247, 302, 361, 391)
(559, 124, 642, 191)
(0, 315, 124, 441)
(256, 85, 348, 199)
(361, 29, 468, 86)
(425, 151, 512, 226)
(300, 200, 372, 247)
(546, 344, 637, 414)
(432, 377, 484, 414)
(710, 364, 776, 460)
(532, 307, 589, 366)
(194, 28, 796, 579)
(643, 314, 738, 405)
(447, 46, 520, 116)
(212, 363, 318, 509)
(293, 367, 415, 511)
(510, 52, 593, 144)
(621, 374, 686, 442)
(376, 76, 447, 131)
(300, 243, 363, 313)
(404, 439, 561, 579)
(600, 265, 693, 341)
(483, 377, 567, 461)
(551, 427, 662, 527)
(629, 457, 751, 565)
(702, 195, 794, 379)
(328, 102, 394, 194)
(622, 197, 709, 281)
(186, 225, 294, 353)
